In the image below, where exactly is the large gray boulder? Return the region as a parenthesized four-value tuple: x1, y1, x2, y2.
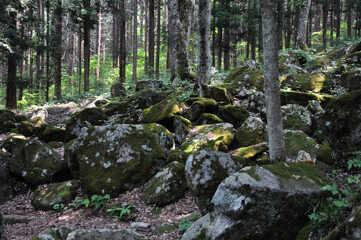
(319, 90, 361, 168)
(185, 150, 241, 214)
(8, 139, 66, 185)
(234, 116, 265, 148)
(281, 104, 312, 135)
(75, 124, 167, 197)
(182, 162, 329, 240)
(66, 228, 146, 240)
(284, 130, 318, 162)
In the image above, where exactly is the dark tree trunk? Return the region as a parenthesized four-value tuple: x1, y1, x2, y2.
(223, 0, 230, 70)
(148, 0, 155, 75)
(83, 0, 90, 92)
(217, 26, 222, 69)
(347, 0, 352, 37)
(133, 0, 138, 83)
(6, 10, 17, 109)
(46, 0, 50, 102)
(78, 26, 82, 95)
(211, 0, 216, 67)
(322, 1, 328, 48)
(155, 0, 161, 79)
(112, 6, 119, 67)
(53, 0, 62, 100)
(119, 0, 126, 83)
(285, 0, 291, 48)
(276, 0, 284, 50)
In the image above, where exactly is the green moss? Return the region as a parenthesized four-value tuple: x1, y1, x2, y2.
(280, 72, 332, 93)
(316, 141, 334, 165)
(296, 222, 313, 240)
(206, 86, 233, 103)
(224, 67, 264, 94)
(39, 125, 65, 142)
(242, 167, 261, 181)
(219, 105, 250, 128)
(231, 143, 268, 160)
(196, 113, 224, 125)
(143, 97, 182, 124)
(280, 90, 334, 107)
(168, 150, 191, 165)
(185, 97, 218, 113)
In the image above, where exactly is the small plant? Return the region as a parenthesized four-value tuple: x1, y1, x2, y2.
(151, 204, 162, 216)
(178, 212, 201, 232)
(106, 205, 132, 219)
(70, 194, 110, 210)
(50, 202, 65, 211)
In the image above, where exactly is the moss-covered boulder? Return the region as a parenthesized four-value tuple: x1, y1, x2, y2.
(1, 133, 27, 153)
(0, 109, 18, 133)
(316, 141, 334, 165)
(135, 79, 161, 91)
(247, 91, 266, 116)
(65, 108, 108, 142)
(324, 206, 361, 240)
(284, 130, 318, 162)
(180, 123, 234, 153)
(66, 228, 146, 240)
(307, 100, 324, 114)
(143, 161, 187, 206)
(110, 82, 126, 98)
(76, 124, 167, 196)
(185, 98, 218, 113)
(143, 97, 183, 126)
(281, 104, 312, 135)
(280, 72, 333, 93)
(224, 67, 264, 94)
(183, 162, 329, 240)
(280, 90, 334, 107)
(186, 101, 206, 121)
(32, 180, 80, 211)
(196, 113, 223, 125)
(340, 69, 361, 91)
(8, 139, 66, 185)
(143, 123, 174, 154)
(185, 150, 241, 214)
(205, 86, 233, 104)
(337, 51, 361, 71)
(64, 138, 83, 179)
(326, 47, 347, 60)
(39, 125, 65, 143)
(173, 115, 192, 145)
(19, 117, 45, 137)
(319, 90, 361, 168)
(218, 105, 250, 129)
(279, 51, 305, 75)
(167, 150, 191, 165)
(234, 116, 265, 148)
(231, 142, 269, 163)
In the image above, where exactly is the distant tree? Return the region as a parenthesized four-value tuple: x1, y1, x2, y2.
(261, 0, 285, 163)
(148, 0, 155, 75)
(53, 0, 62, 100)
(196, 0, 212, 97)
(83, 0, 91, 92)
(133, 0, 138, 83)
(296, 0, 312, 50)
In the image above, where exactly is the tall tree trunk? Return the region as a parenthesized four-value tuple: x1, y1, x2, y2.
(217, 26, 222, 69)
(322, 1, 328, 48)
(78, 26, 82, 95)
(54, 0, 62, 100)
(46, 0, 50, 102)
(285, 0, 291, 48)
(293, 4, 300, 47)
(119, 0, 126, 82)
(196, 0, 211, 97)
(29, 29, 34, 94)
(148, 0, 155, 75)
(335, 1, 341, 42)
(144, 0, 149, 74)
(261, 0, 285, 163)
(155, 0, 161, 79)
(112, 7, 119, 67)
(306, 2, 312, 48)
(258, 6, 263, 60)
(96, 0, 102, 82)
(83, 0, 91, 92)
(211, 0, 216, 67)
(296, 0, 311, 50)
(347, 0, 352, 37)
(277, 0, 284, 50)
(140, 0, 144, 47)
(330, 2, 334, 46)
(223, 0, 230, 70)
(168, 0, 195, 81)
(7, 10, 17, 109)
(133, 0, 138, 83)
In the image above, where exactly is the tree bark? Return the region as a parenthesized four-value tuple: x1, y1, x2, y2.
(347, 0, 352, 37)
(148, 0, 155, 75)
(96, 0, 102, 82)
(261, 0, 285, 163)
(196, 0, 211, 97)
(78, 25, 82, 95)
(223, 0, 230, 70)
(322, 1, 328, 48)
(119, 0, 126, 83)
(296, 0, 311, 50)
(276, 0, 284, 50)
(217, 26, 222, 68)
(6, 10, 17, 109)
(133, 0, 138, 83)
(155, 0, 161, 79)
(83, 0, 91, 92)
(46, 0, 50, 102)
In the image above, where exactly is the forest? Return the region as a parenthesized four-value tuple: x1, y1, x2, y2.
(1, 0, 361, 239)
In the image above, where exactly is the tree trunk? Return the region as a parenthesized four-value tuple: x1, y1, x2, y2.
(6, 10, 17, 109)
(296, 0, 311, 50)
(276, 0, 284, 50)
(46, 0, 50, 102)
(83, 0, 90, 92)
(96, 0, 102, 82)
(217, 26, 222, 69)
(293, 4, 300, 47)
(261, 0, 285, 163)
(322, 1, 328, 48)
(168, 0, 195, 81)
(335, 1, 341, 42)
(155, 0, 161, 79)
(112, 7, 119, 67)
(285, 0, 291, 48)
(196, 0, 211, 97)
(330, 2, 333, 46)
(211, 0, 216, 67)
(347, 0, 352, 37)
(53, 0, 62, 100)
(78, 25, 82, 95)
(223, 0, 230, 70)
(144, 0, 149, 74)
(133, 0, 138, 83)
(29, 26, 34, 94)
(119, 0, 126, 83)
(148, 0, 155, 75)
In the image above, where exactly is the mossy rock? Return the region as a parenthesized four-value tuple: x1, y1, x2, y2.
(1, 133, 27, 153)
(185, 98, 218, 113)
(205, 86, 233, 104)
(279, 51, 305, 75)
(32, 180, 80, 211)
(280, 72, 333, 93)
(143, 161, 187, 206)
(8, 139, 66, 185)
(143, 97, 183, 125)
(76, 124, 167, 197)
(340, 69, 361, 91)
(19, 117, 45, 137)
(0, 109, 18, 133)
(218, 105, 250, 129)
(234, 116, 265, 148)
(231, 142, 268, 160)
(281, 104, 312, 135)
(224, 67, 264, 94)
(186, 101, 206, 122)
(337, 51, 361, 72)
(280, 90, 334, 108)
(180, 123, 234, 153)
(316, 141, 334, 165)
(102, 101, 129, 116)
(111, 82, 126, 98)
(142, 123, 174, 154)
(319, 90, 361, 168)
(167, 150, 191, 165)
(64, 138, 83, 179)
(173, 115, 192, 145)
(39, 125, 65, 143)
(196, 113, 223, 125)
(324, 206, 361, 240)
(284, 130, 318, 162)
(326, 47, 347, 60)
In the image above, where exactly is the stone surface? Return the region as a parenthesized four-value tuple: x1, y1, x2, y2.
(284, 130, 318, 162)
(76, 124, 166, 196)
(185, 150, 241, 214)
(340, 69, 361, 91)
(173, 116, 192, 144)
(39, 124, 66, 142)
(186, 101, 206, 122)
(66, 228, 146, 240)
(218, 105, 250, 129)
(281, 104, 312, 135)
(143, 161, 187, 206)
(180, 123, 234, 153)
(142, 97, 183, 126)
(280, 72, 333, 93)
(280, 90, 334, 108)
(224, 67, 264, 94)
(0, 109, 18, 133)
(196, 113, 223, 125)
(143, 123, 175, 154)
(234, 116, 265, 148)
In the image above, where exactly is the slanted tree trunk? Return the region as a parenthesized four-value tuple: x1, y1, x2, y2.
(196, 0, 211, 97)
(83, 0, 90, 92)
(261, 0, 285, 163)
(168, 0, 194, 82)
(53, 0, 62, 100)
(133, 0, 138, 83)
(6, 9, 17, 109)
(296, 0, 311, 50)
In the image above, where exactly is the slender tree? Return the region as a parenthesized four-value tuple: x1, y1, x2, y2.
(53, 0, 62, 100)
(155, 0, 161, 79)
(296, 0, 312, 50)
(148, 0, 155, 75)
(261, 0, 285, 163)
(133, 0, 138, 83)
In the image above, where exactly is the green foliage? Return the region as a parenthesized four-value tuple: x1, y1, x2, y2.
(106, 204, 132, 220)
(348, 152, 361, 170)
(50, 202, 65, 211)
(69, 194, 110, 210)
(177, 212, 201, 232)
(151, 204, 162, 216)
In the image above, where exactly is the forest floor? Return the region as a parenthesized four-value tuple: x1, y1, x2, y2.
(1, 101, 199, 240)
